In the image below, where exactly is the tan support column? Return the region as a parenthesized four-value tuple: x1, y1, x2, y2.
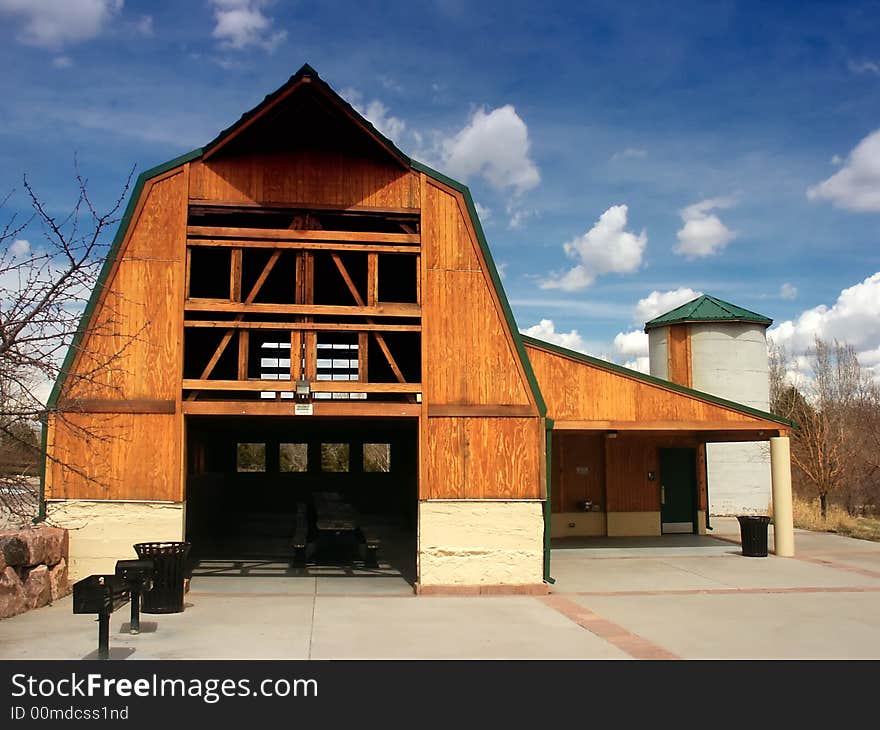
(770, 436, 795, 557)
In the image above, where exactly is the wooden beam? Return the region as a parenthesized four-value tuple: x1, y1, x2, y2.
(230, 248, 242, 301)
(184, 301, 421, 318)
(187, 199, 420, 217)
(181, 400, 420, 417)
(182, 379, 421, 393)
(329, 253, 408, 383)
(188, 226, 419, 245)
(246, 249, 282, 303)
(552, 419, 784, 432)
(237, 330, 249, 380)
(188, 249, 283, 393)
(188, 239, 420, 254)
(304, 332, 317, 380)
(185, 248, 192, 298)
(197, 330, 235, 381)
(330, 252, 365, 304)
(184, 320, 421, 332)
(367, 253, 378, 306)
(358, 332, 368, 383)
(372, 335, 406, 383)
(427, 404, 537, 418)
(56, 399, 176, 414)
(290, 331, 302, 381)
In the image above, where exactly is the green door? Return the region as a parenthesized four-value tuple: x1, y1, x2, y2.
(659, 448, 697, 534)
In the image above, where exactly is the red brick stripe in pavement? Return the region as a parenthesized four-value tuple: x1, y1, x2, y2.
(540, 594, 679, 660)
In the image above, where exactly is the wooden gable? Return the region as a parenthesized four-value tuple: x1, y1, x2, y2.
(524, 339, 787, 433)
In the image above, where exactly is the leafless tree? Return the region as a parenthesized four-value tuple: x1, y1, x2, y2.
(770, 337, 879, 519)
(0, 166, 136, 524)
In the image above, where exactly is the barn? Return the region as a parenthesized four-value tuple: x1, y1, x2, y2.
(42, 65, 794, 592)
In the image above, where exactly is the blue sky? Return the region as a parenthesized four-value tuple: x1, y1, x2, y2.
(1, 0, 879, 375)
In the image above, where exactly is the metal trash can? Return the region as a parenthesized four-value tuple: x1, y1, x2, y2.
(133, 542, 191, 613)
(736, 516, 770, 557)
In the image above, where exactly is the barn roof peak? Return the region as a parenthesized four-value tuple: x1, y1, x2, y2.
(201, 63, 411, 168)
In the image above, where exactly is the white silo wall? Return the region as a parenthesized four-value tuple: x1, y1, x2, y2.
(689, 323, 772, 516)
(647, 327, 669, 380)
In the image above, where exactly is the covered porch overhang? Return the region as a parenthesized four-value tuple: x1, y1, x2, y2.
(521, 335, 795, 559)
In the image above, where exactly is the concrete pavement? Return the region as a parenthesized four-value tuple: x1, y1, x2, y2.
(2, 519, 879, 659)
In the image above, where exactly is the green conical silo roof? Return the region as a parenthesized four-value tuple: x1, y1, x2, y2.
(644, 294, 772, 331)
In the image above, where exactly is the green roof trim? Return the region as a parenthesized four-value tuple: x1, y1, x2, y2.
(45, 147, 205, 410)
(411, 159, 547, 418)
(520, 334, 793, 428)
(644, 294, 772, 330)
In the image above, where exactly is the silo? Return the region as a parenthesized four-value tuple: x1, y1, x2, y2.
(645, 295, 773, 517)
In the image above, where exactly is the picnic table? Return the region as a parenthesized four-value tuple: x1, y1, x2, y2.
(293, 492, 379, 568)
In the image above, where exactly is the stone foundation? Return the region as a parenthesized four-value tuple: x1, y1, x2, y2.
(47, 500, 184, 582)
(0, 526, 70, 619)
(418, 500, 544, 587)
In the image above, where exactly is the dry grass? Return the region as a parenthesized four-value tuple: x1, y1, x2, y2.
(792, 496, 880, 542)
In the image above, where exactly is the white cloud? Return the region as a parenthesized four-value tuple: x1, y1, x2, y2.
(52, 55, 73, 69)
(210, 0, 286, 51)
(0, 0, 122, 49)
(362, 100, 406, 141)
(440, 105, 540, 195)
(343, 90, 408, 144)
(779, 282, 798, 300)
(634, 287, 703, 323)
(613, 329, 649, 357)
(540, 205, 646, 291)
(506, 201, 535, 230)
(474, 202, 492, 222)
(831, 154, 844, 166)
(849, 59, 880, 75)
(674, 197, 737, 258)
(521, 319, 588, 353)
(9, 239, 31, 258)
(768, 272, 880, 377)
(613, 330, 650, 373)
(623, 357, 650, 374)
(611, 147, 647, 161)
(807, 128, 880, 211)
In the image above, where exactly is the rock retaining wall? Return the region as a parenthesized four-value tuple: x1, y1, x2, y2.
(0, 526, 70, 619)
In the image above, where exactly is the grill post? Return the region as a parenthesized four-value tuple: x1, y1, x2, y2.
(97, 613, 110, 660)
(129, 591, 141, 634)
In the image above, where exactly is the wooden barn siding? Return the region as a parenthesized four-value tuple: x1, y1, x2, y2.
(46, 412, 181, 501)
(604, 435, 708, 513)
(420, 179, 533, 407)
(189, 152, 418, 209)
(552, 433, 605, 512)
(524, 344, 756, 423)
(47, 171, 187, 501)
(419, 176, 541, 500)
(423, 417, 543, 500)
(63, 172, 187, 401)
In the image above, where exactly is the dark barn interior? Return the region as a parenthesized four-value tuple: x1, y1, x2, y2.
(185, 416, 417, 580)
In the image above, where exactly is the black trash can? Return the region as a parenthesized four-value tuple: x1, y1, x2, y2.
(737, 516, 770, 557)
(133, 542, 191, 613)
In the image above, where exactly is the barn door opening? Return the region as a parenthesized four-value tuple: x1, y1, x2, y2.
(185, 416, 418, 583)
(659, 447, 697, 534)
